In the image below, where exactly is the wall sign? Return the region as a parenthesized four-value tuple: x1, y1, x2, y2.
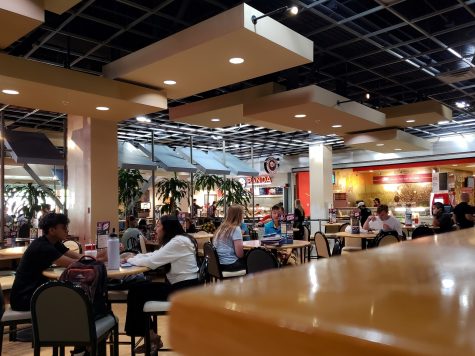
(264, 156, 279, 175)
(373, 173, 432, 184)
(246, 176, 272, 185)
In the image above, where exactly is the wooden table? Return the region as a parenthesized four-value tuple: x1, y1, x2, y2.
(43, 265, 149, 279)
(333, 231, 377, 249)
(243, 240, 311, 264)
(169, 228, 475, 356)
(0, 246, 27, 261)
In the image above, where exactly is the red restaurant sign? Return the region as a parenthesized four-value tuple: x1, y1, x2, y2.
(246, 176, 272, 185)
(373, 173, 432, 184)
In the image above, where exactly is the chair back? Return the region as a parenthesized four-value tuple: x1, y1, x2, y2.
(63, 239, 82, 254)
(246, 248, 278, 274)
(314, 232, 331, 258)
(339, 223, 350, 232)
(376, 234, 400, 247)
(31, 282, 94, 345)
(412, 226, 435, 239)
(303, 226, 310, 241)
(203, 242, 222, 280)
(139, 234, 147, 254)
(0, 283, 5, 318)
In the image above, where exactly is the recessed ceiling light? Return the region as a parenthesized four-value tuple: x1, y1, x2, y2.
(163, 80, 176, 85)
(369, 170, 374, 172)
(307, 130, 312, 134)
(229, 57, 244, 64)
(376, 143, 384, 147)
(332, 124, 342, 128)
(210, 118, 220, 122)
(2, 89, 19, 95)
(294, 114, 306, 118)
(394, 148, 402, 151)
(289, 6, 299, 15)
(96, 106, 110, 111)
(406, 119, 415, 123)
(136, 116, 151, 123)
(438, 120, 450, 125)
(455, 100, 469, 109)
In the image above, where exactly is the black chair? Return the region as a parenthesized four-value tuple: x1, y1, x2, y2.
(0, 283, 31, 355)
(246, 248, 279, 274)
(373, 230, 400, 247)
(339, 223, 350, 232)
(31, 281, 118, 356)
(412, 226, 435, 239)
(314, 232, 331, 258)
(203, 242, 246, 281)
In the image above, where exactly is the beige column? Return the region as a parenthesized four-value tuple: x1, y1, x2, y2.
(67, 115, 118, 244)
(309, 143, 333, 233)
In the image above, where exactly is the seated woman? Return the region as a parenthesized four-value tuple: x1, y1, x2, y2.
(184, 217, 198, 233)
(432, 202, 454, 233)
(213, 205, 245, 272)
(125, 215, 201, 353)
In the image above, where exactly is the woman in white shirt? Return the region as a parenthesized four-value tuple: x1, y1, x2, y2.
(124, 215, 201, 353)
(213, 205, 245, 271)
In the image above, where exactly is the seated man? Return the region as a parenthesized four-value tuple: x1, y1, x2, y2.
(264, 205, 282, 235)
(10, 213, 103, 311)
(432, 202, 454, 233)
(121, 215, 142, 246)
(362, 204, 403, 236)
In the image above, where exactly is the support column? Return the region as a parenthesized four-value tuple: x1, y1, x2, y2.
(67, 115, 118, 244)
(309, 143, 333, 233)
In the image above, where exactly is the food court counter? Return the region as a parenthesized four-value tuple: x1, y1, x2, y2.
(169, 228, 475, 355)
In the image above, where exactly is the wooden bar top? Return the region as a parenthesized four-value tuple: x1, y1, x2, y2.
(169, 228, 475, 355)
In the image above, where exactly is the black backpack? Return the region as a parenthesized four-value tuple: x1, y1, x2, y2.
(331, 239, 343, 256)
(59, 256, 110, 319)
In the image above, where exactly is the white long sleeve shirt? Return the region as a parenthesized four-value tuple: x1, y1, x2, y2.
(128, 235, 198, 284)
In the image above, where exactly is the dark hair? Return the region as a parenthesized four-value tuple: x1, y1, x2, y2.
(374, 198, 381, 204)
(160, 215, 186, 245)
(433, 202, 444, 210)
(376, 204, 389, 214)
(129, 215, 136, 222)
(271, 204, 280, 211)
(41, 204, 51, 210)
(41, 213, 69, 235)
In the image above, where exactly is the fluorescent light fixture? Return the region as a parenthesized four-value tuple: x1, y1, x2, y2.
(405, 59, 420, 68)
(136, 116, 151, 123)
(294, 114, 306, 118)
(96, 106, 110, 111)
(421, 68, 435, 76)
(448, 47, 463, 59)
(394, 148, 402, 151)
(1, 89, 19, 95)
(307, 130, 312, 133)
(332, 124, 342, 128)
(376, 143, 385, 147)
(406, 119, 415, 123)
(163, 80, 176, 85)
(229, 57, 244, 64)
(210, 118, 220, 122)
(387, 50, 404, 59)
(452, 164, 458, 166)
(438, 120, 450, 125)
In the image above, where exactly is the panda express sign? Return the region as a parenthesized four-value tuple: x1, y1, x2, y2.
(246, 176, 272, 185)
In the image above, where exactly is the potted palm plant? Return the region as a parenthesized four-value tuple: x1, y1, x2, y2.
(218, 178, 252, 209)
(118, 168, 146, 217)
(155, 173, 189, 214)
(4, 182, 52, 229)
(194, 173, 222, 207)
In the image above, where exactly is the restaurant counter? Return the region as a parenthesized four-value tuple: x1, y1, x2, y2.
(169, 228, 475, 355)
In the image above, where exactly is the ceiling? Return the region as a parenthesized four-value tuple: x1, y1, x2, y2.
(2, 0, 475, 160)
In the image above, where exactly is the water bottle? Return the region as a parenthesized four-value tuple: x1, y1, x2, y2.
(405, 207, 412, 226)
(107, 228, 120, 270)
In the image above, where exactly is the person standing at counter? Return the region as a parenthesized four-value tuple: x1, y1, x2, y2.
(293, 199, 305, 240)
(373, 198, 381, 208)
(357, 201, 372, 226)
(208, 201, 217, 218)
(432, 202, 454, 233)
(453, 192, 474, 229)
(362, 204, 402, 236)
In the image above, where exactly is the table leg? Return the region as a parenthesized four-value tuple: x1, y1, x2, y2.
(361, 238, 367, 249)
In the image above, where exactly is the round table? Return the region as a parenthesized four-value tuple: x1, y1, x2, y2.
(243, 240, 311, 263)
(0, 246, 27, 261)
(334, 231, 378, 249)
(43, 265, 149, 279)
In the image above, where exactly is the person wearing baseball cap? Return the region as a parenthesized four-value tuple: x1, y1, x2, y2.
(357, 201, 371, 226)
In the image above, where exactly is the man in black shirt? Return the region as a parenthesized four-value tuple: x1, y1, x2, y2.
(432, 202, 454, 233)
(11, 213, 84, 311)
(453, 193, 474, 229)
(191, 199, 202, 218)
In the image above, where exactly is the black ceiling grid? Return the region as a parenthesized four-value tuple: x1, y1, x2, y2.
(1, 0, 475, 160)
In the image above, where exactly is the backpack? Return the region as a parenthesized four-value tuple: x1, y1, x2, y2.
(59, 256, 110, 319)
(185, 235, 208, 284)
(331, 239, 343, 256)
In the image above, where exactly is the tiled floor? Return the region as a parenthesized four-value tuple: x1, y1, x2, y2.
(2, 303, 180, 356)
